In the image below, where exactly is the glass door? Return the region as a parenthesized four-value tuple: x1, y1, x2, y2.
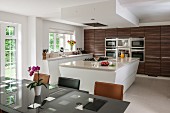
(1, 24, 18, 79)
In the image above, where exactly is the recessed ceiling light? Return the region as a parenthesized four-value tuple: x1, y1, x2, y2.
(91, 18, 95, 21)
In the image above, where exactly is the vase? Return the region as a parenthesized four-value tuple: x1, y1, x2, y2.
(34, 86, 42, 96)
(70, 45, 73, 51)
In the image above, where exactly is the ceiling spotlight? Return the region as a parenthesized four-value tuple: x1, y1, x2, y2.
(91, 18, 95, 21)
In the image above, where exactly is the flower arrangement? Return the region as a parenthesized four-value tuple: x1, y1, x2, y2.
(27, 66, 47, 90)
(67, 40, 76, 51)
(67, 40, 76, 46)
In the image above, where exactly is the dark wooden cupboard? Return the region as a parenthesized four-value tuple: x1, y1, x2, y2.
(105, 28, 117, 37)
(117, 28, 131, 38)
(145, 26, 161, 76)
(161, 26, 170, 77)
(84, 29, 95, 54)
(137, 62, 145, 74)
(84, 26, 170, 77)
(94, 29, 105, 56)
(131, 27, 145, 37)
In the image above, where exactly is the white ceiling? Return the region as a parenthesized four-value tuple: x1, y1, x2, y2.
(0, 0, 170, 27)
(120, 0, 170, 23)
(0, 0, 108, 17)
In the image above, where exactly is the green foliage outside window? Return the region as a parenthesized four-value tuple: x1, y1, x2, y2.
(49, 33, 54, 51)
(56, 34, 60, 51)
(6, 26, 15, 36)
(4, 26, 17, 78)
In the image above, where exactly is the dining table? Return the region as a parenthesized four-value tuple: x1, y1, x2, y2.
(0, 77, 130, 113)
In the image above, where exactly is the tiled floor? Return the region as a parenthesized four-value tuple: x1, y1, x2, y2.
(124, 75, 170, 113)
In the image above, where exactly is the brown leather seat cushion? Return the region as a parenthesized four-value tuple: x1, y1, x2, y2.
(94, 82, 124, 100)
(33, 73, 50, 84)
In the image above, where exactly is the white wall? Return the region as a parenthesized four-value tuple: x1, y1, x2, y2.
(28, 17, 36, 66)
(36, 19, 84, 73)
(42, 20, 84, 50)
(0, 11, 84, 80)
(0, 11, 28, 79)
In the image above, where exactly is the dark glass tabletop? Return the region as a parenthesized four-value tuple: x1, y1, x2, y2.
(0, 77, 130, 113)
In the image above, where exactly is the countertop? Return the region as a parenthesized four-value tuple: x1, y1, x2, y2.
(60, 57, 139, 71)
(46, 54, 93, 61)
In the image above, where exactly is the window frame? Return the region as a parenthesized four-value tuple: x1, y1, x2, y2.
(49, 32, 75, 52)
(0, 24, 18, 79)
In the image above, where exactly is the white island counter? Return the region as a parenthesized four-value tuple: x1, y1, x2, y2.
(59, 58, 139, 94)
(41, 54, 93, 84)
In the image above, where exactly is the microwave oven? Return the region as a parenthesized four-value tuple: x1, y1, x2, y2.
(105, 39, 117, 48)
(105, 49, 117, 58)
(131, 49, 145, 62)
(131, 38, 145, 48)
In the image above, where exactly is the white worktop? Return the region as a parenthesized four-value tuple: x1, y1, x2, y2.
(60, 57, 139, 71)
(46, 54, 93, 61)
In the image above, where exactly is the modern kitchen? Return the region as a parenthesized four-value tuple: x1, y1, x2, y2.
(0, 0, 170, 113)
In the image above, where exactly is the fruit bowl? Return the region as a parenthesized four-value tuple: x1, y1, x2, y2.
(101, 61, 109, 66)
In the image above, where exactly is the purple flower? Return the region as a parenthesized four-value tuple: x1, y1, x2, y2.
(32, 66, 36, 71)
(36, 66, 40, 71)
(29, 71, 34, 76)
(28, 66, 40, 76)
(28, 67, 31, 72)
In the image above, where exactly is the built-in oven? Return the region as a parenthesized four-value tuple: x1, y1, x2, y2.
(131, 49, 145, 62)
(105, 49, 117, 59)
(105, 38, 117, 49)
(131, 38, 145, 48)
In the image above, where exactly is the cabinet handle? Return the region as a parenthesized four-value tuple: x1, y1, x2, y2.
(161, 57, 170, 59)
(146, 56, 160, 58)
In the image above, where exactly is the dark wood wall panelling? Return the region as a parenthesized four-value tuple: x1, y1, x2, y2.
(84, 29, 95, 54)
(117, 28, 131, 38)
(105, 28, 117, 37)
(161, 26, 170, 77)
(84, 26, 170, 77)
(94, 29, 106, 56)
(145, 26, 161, 76)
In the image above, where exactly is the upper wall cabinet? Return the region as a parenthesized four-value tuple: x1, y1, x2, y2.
(94, 29, 105, 56)
(161, 26, 170, 36)
(145, 26, 161, 36)
(84, 29, 95, 53)
(145, 26, 161, 58)
(117, 28, 131, 38)
(105, 28, 117, 37)
(144, 26, 161, 76)
(131, 27, 145, 37)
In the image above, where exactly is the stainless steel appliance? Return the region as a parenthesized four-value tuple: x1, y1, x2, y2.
(105, 38, 117, 49)
(131, 49, 145, 62)
(105, 49, 117, 58)
(117, 38, 130, 48)
(131, 38, 145, 48)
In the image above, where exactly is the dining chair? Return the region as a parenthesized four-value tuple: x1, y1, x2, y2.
(33, 73, 50, 84)
(94, 81, 124, 100)
(58, 77, 80, 90)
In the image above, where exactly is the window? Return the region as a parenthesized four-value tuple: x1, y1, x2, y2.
(49, 32, 75, 52)
(6, 26, 15, 36)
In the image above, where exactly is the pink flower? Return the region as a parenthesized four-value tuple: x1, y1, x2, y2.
(36, 66, 40, 71)
(29, 71, 34, 76)
(32, 66, 36, 71)
(28, 67, 31, 72)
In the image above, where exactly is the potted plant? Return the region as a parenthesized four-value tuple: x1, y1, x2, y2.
(67, 40, 76, 51)
(27, 66, 47, 96)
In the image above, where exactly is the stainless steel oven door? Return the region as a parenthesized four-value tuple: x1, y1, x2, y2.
(106, 40, 116, 47)
(131, 50, 145, 62)
(105, 50, 117, 58)
(131, 38, 145, 48)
